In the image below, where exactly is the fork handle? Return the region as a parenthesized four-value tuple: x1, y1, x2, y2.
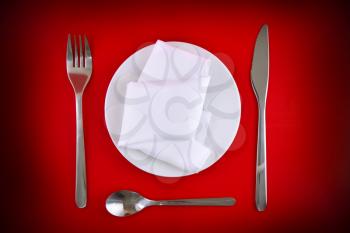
(75, 94, 87, 208)
(256, 101, 267, 211)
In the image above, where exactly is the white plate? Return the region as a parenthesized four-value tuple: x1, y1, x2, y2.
(105, 41, 241, 177)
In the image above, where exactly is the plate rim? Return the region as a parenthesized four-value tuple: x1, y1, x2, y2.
(104, 41, 241, 177)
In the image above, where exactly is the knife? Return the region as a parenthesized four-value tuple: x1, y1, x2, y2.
(251, 24, 269, 211)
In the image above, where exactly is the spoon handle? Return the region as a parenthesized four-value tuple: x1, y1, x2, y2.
(156, 198, 235, 206)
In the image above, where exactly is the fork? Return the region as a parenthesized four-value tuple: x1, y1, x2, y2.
(66, 34, 92, 208)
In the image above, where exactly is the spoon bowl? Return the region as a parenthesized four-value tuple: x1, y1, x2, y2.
(106, 190, 153, 217)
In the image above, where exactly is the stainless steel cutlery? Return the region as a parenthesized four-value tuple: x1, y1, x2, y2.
(65, 25, 270, 212)
(66, 34, 92, 208)
(106, 190, 235, 217)
(251, 25, 269, 211)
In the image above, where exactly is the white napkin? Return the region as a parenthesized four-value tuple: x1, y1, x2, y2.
(118, 40, 213, 174)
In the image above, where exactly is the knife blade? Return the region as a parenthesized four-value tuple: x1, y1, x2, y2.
(251, 24, 269, 211)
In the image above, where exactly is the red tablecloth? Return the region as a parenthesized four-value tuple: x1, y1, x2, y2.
(2, 1, 349, 232)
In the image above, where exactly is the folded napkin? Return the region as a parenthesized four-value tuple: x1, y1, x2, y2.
(118, 40, 213, 174)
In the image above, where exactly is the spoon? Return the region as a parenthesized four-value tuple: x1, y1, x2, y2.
(106, 190, 235, 217)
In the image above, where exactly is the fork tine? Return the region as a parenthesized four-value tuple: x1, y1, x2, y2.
(79, 35, 84, 68)
(84, 35, 92, 68)
(66, 34, 73, 67)
(74, 35, 78, 67)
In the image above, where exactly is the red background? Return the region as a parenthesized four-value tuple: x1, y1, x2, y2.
(1, 1, 350, 232)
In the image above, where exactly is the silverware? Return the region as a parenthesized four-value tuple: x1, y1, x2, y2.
(106, 190, 235, 217)
(66, 34, 92, 208)
(251, 25, 269, 211)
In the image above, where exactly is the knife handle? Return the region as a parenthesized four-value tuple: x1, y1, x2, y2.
(256, 102, 267, 211)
